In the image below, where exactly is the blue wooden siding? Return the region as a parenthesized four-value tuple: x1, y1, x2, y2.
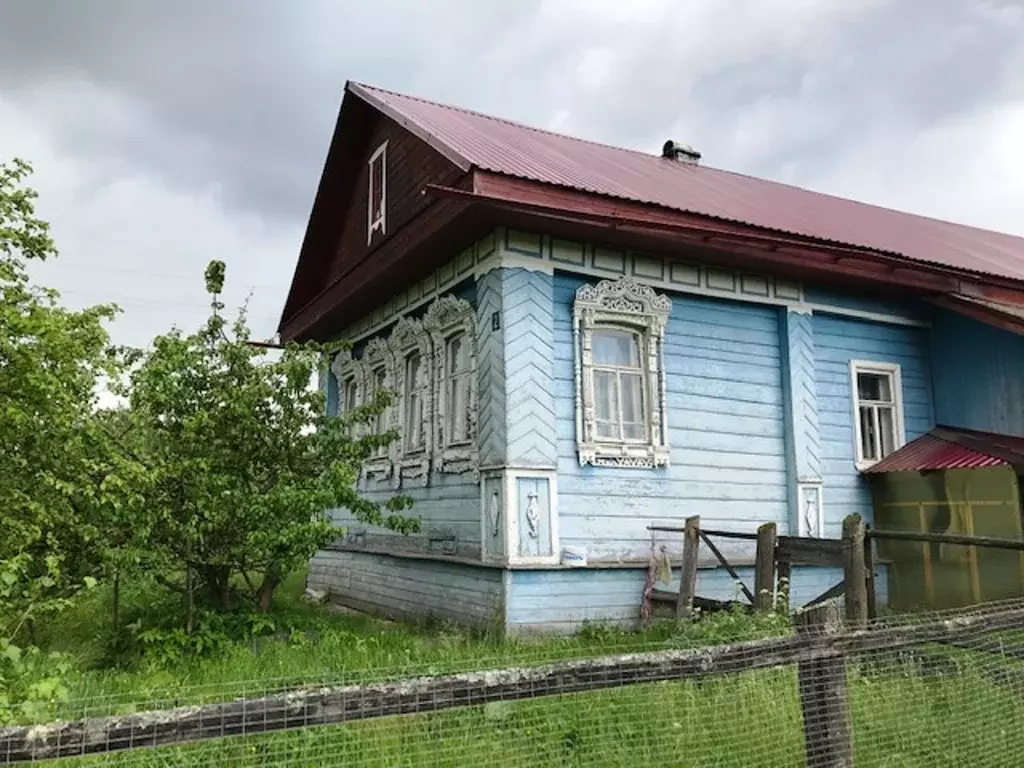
(307, 550, 503, 627)
(322, 283, 483, 559)
(506, 566, 883, 634)
(552, 273, 788, 562)
(813, 313, 934, 537)
(931, 309, 1024, 437)
(329, 474, 483, 559)
(503, 269, 557, 467)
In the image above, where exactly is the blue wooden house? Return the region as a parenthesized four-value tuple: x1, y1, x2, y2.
(278, 82, 1024, 633)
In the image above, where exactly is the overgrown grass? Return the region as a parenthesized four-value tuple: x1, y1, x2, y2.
(26, 575, 1024, 766)
(38, 571, 789, 716)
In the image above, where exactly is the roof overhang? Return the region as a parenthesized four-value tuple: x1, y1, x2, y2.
(280, 163, 1024, 341)
(433, 171, 1024, 305)
(927, 294, 1024, 336)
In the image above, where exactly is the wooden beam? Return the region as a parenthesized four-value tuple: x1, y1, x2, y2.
(842, 515, 869, 629)
(754, 522, 778, 612)
(699, 530, 756, 605)
(795, 601, 853, 767)
(776, 536, 844, 568)
(677, 515, 701, 619)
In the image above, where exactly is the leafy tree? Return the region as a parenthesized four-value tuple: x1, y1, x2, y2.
(1, 158, 118, 720)
(121, 260, 417, 622)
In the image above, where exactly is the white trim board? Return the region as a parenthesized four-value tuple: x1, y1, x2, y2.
(339, 228, 931, 345)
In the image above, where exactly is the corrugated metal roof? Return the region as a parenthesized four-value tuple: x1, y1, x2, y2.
(351, 82, 1024, 283)
(863, 427, 1024, 473)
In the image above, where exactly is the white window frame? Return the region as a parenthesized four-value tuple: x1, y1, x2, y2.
(573, 277, 671, 468)
(360, 336, 395, 482)
(388, 316, 433, 486)
(424, 295, 478, 474)
(366, 141, 387, 245)
(849, 360, 905, 471)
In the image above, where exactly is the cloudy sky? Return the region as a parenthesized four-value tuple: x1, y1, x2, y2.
(2, 0, 1023, 349)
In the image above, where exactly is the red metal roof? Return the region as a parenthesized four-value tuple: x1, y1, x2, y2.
(863, 427, 1024, 474)
(349, 82, 1024, 283)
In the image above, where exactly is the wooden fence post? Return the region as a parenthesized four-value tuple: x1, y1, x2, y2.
(795, 601, 854, 768)
(677, 515, 700, 619)
(754, 522, 777, 612)
(842, 515, 868, 628)
(863, 526, 877, 620)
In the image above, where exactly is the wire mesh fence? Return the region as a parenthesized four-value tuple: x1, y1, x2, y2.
(6, 597, 1024, 766)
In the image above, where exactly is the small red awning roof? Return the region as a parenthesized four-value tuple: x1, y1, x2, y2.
(864, 426, 1024, 474)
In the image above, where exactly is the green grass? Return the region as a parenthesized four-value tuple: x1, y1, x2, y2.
(39, 571, 789, 714)
(24, 574, 1024, 766)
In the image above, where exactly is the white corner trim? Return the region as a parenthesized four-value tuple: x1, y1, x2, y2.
(849, 359, 905, 469)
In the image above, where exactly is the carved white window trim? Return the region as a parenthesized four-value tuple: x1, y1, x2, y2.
(360, 336, 395, 482)
(367, 141, 387, 245)
(573, 277, 671, 468)
(423, 295, 478, 474)
(330, 350, 364, 425)
(388, 316, 433, 487)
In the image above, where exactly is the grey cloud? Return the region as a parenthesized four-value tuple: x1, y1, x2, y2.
(0, 1, 542, 222)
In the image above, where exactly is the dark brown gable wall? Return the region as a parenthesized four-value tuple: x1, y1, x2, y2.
(327, 113, 464, 285)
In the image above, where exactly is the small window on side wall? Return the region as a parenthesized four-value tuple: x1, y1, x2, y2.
(850, 360, 905, 469)
(367, 141, 387, 244)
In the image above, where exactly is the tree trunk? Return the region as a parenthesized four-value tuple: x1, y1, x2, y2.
(256, 573, 279, 613)
(112, 571, 120, 633)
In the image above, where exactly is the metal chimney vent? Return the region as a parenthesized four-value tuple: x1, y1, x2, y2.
(662, 140, 701, 165)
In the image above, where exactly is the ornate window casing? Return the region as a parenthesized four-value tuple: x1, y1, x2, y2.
(573, 277, 672, 468)
(423, 295, 478, 474)
(388, 316, 433, 486)
(330, 350, 364, 424)
(360, 336, 395, 482)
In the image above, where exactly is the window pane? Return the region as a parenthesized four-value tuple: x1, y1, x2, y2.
(857, 372, 892, 403)
(859, 406, 877, 461)
(622, 422, 646, 441)
(344, 381, 358, 413)
(374, 368, 387, 434)
(878, 407, 896, 457)
(405, 354, 422, 450)
(596, 420, 617, 438)
(448, 334, 468, 375)
(406, 393, 421, 449)
(593, 330, 640, 367)
(449, 375, 469, 442)
(620, 373, 644, 425)
(371, 156, 384, 218)
(593, 370, 618, 423)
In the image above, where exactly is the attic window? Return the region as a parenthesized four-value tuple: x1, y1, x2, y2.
(367, 141, 387, 244)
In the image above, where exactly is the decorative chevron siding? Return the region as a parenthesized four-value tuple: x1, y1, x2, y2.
(814, 313, 934, 538)
(502, 269, 558, 467)
(476, 270, 506, 467)
(781, 309, 822, 482)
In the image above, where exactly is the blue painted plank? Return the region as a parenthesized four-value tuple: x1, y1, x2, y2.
(931, 309, 1024, 437)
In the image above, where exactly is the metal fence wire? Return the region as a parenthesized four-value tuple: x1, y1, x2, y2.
(5, 597, 1024, 766)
